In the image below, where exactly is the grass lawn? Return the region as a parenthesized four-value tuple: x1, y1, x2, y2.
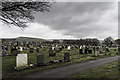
(2, 47, 119, 78)
(72, 61, 120, 79)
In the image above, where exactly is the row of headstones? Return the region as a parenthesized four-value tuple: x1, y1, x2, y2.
(2, 43, 117, 57)
(15, 53, 70, 70)
(1, 46, 109, 57)
(2, 46, 41, 56)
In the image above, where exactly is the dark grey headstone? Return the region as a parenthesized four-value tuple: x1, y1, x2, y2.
(11, 48, 19, 56)
(106, 48, 109, 52)
(59, 48, 62, 51)
(88, 50, 92, 54)
(114, 49, 116, 51)
(49, 53, 56, 57)
(64, 53, 70, 62)
(29, 48, 34, 53)
(79, 49, 83, 54)
(36, 48, 39, 52)
(37, 54, 44, 66)
(84, 49, 87, 54)
(2, 50, 7, 56)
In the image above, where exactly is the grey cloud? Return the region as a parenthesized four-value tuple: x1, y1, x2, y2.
(34, 2, 117, 39)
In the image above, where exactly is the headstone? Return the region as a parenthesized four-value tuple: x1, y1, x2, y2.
(58, 59, 63, 62)
(20, 46, 23, 52)
(84, 48, 87, 54)
(49, 60, 54, 64)
(4, 45, 8, 51)
(36, 48, 39, 52)
(106, 48, 109, 52)
(52, 46, 55, 50)
(29, 48, 34, 53)
(93, 46, 96, 53)
(16, 54, 28, 70)
(62, 46, 64, 49)
(64, 53, 70, 62)
(11, 47, 19, 56)
(49, 53, 56, 57)
(37, 54, 44, 66)
(67, 46, 71, 51)
(54, 60, 59, 63)
(2, 50, 7, 56)
(59, 47, 62, 51)
(95, 51, 99, 56)
(79, 49, 83, 54)
(88, 50, 92, 54)
(56, 45, 58, 48)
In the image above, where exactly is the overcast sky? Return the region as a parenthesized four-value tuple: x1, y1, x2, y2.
(0, 2, 118, 40)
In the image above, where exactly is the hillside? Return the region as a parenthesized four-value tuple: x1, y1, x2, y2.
(16, 37, 46, 42)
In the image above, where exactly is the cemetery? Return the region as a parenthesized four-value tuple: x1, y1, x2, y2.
(1, 37, 120, 78)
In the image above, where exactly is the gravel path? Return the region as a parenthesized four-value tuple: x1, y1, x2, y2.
(22, 56, 119, 78)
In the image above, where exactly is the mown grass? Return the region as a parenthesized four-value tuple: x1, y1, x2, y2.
(72, 61, 120, 79)
(2, 47, 119, 78)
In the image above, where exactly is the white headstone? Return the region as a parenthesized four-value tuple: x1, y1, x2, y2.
(52, 46, 55, 50)
(80, 46, 82, 49)
(83, 45, 85, 48)
(20, 47, 23, 51)
(56, 45, 58, 48)
(67, 46, 71, 51)
(16, 54, 28, 69)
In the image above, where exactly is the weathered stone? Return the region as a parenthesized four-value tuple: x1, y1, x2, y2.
(16, 54, 28, 70)
(64, 53, 70, 62)
(37, 54, 44, 66)
(49, 53, 56, 57)
(79, 49, 83, 54)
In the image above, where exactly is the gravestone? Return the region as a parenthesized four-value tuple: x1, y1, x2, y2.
(52, 46, 55, 50)
(49, 60, 54, 64)
(2, 50, 7, 56)
(37, 54, 44, 66)
(36, 48, 39, 52)
(20, 46, 23, 52)
(65, 45, 68, 48)
(11, 47, 19, 56)
(93, 46, 96, 54)
(49, 53, 56, 57)
(67, 46, 71, 51)
(59, 47, 62, 51)
(79, 49, 83, 54)
(4, 45, 8, 51)
(106, 48, 109, 52)
(62, 46, 64, 49)
(64, 53, 70, 62)
(16, 54, 28, 70)
(29, 48, 34, 53)
(84, 48, 88, 54)
(88, 50, 92, 54)
(95, 51, 99, 56)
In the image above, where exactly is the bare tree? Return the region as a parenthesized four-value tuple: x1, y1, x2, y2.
(0, 1, 54, 28)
